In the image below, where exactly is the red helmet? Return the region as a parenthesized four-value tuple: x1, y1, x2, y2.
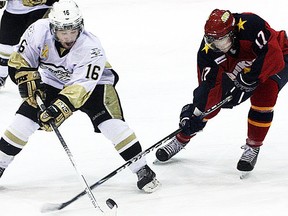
(204, 9, 235, 38)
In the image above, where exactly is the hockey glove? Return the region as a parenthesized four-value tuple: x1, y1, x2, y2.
(38, 98, 74, 132)
(15, 70, 46, 108)
(0, 1, 6, 9)
(224, 72, 258, 108)
(22, 0, 46, 7)
(179, 104, 207, 136)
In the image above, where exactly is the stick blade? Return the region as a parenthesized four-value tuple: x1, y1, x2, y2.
(41, 203, 64, 213)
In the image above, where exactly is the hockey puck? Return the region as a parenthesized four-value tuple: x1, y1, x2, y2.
(106, 198, 118, 209)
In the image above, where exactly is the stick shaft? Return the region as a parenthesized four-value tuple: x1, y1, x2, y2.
(36, 95, 102, 212)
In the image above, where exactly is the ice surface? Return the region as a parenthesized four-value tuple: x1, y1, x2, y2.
(1, 0, 288, 215)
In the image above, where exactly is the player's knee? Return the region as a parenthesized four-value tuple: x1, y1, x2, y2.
(251, 79, 279, 107)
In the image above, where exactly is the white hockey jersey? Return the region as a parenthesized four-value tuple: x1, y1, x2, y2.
(5, 0, 50, 14)
(12, 18, 116, 108)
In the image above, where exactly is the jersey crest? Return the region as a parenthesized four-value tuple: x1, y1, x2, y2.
(40, 63, 72, 82)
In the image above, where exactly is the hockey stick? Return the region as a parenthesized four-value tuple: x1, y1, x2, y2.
(43, 95, 233, 212)
(41, 128, 180, 212)
(199, 95, 232, 118)
(35, 94, 118, 214)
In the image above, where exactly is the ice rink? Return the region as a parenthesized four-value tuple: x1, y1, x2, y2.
(1, 0, 288, 215)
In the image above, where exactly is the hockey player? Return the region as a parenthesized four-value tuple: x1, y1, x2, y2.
(0, 0, 159, 192)
(0, 0, 58, 88)
(156, 9, 288, 174)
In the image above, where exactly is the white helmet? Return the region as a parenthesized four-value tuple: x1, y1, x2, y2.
(49, 0, 84, 34)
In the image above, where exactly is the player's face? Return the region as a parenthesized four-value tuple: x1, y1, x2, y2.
(212, 35, 233, 53)
(56, 29, 79, 49)
(204, 33, 233, 53)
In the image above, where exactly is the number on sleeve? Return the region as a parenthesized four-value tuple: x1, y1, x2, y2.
(255, 30, 268, 49)
(86, 64, 100, 80)
(201, 67, 211, 81)
(18, 39, 28, 53)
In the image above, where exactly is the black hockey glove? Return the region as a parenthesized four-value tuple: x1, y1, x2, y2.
(179, 104, 207, 136)
(0, 1, 6, 9)
(224, 72, 258, 108)
(38, 98, 74, 132)
(15, 70, 46, 108)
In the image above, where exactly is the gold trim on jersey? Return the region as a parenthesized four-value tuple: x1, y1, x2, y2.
(0, 51, 11, 58)
(105, 61, 112, 68)
(8, 52, 30, 69)
(4, 130, 27, 146)
(42, 8, 51, 19)
(59, 84, 92, 109)
(59, 47, 68, 56)
(104, 85, 122, 119)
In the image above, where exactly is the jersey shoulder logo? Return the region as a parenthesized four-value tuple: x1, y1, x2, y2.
(41, 44, 49, 60)
(90, 48, 103, 59)
(202, 43, 211, 54)
(236, 18, 247, 32)
(27, 25, 35, 37)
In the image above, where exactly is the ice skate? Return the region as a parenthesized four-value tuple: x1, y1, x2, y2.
(136, 165, 160, 193)
(155, 137, 186, 162)
(237, 144, 260, 178)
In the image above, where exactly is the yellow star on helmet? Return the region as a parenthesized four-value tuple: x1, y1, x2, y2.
(237, 18, 247, 32)
(202, 43, 211, 54)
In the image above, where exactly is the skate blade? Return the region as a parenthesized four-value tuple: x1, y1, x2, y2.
(142, 178, 161, 193)
(240, 171, 251, 179)
(153, 159, 165, 164)
(153, 158, 178, 165)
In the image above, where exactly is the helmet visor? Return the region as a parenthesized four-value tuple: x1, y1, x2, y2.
(50, 17, 83, 31)
(204, 32, 233, 53)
